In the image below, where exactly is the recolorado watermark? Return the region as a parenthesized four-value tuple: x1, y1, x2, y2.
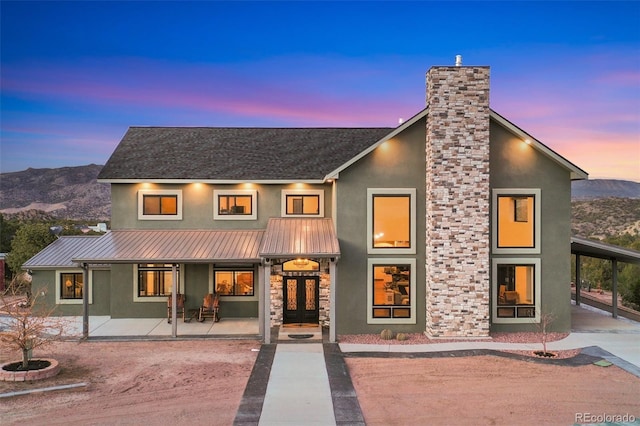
(575, 412, 636, 424)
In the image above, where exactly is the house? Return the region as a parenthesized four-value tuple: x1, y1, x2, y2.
(23, 62, 589, 342)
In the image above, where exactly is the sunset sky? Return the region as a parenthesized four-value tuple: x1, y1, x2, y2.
(1, 1, 639, 181)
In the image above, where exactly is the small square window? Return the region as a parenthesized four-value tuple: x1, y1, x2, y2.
(214, 190, 257, 220)
(281, 189, 324, 217)
(138, 190, 183, 220)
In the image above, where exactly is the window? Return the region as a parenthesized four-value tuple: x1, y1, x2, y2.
(493, 258, 541, 323)
(135, 264, 181, 300)
(215, 270, 254, 296)
(60, 272, 83, 300)
(214, 189, 257, 220)
(55, 270, 93, 305)
(367, 259, 416, 324)
(492, 189, 540, 254)
(281, 189, 324, 217)
(367, 188, 416, 254)
(138, 189, 183, 220)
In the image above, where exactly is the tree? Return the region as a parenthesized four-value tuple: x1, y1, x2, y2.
(5, 223, 56, 278)
(0, 274, 68, 369)
(0, 214, 20, 253)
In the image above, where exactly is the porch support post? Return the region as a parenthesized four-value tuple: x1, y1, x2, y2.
(329, 258, 337, 343)
(171, 264, 177, 337)
(258, 261, 265, 340)
(263, 260, 272, 344)
(575, 254, 581, 306)
(82, 263, 89, 339)
(611, 258, 618, 319)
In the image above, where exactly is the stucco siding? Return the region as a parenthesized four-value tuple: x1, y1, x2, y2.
(490, 120, 572, 332)
(335, 118, 427, 335)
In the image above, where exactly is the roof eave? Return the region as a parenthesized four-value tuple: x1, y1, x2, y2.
(490, 110, 589, 181)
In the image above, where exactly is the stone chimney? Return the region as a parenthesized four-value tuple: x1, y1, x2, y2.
(425, 62, 491, 337)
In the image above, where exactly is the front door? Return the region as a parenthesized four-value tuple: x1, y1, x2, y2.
(283, 276, 319, 324)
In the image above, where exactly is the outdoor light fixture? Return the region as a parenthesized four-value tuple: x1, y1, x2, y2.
(293, 258, 310, 267)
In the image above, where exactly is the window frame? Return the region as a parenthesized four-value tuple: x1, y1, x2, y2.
(133, 263, 185, 302)
(208, 265, 259, 301)
(492, 258, 541, 324)
(214, 269, 255, 297)
(138, 189, 183, 221)
(55, 269, 93, 305)
(492, 188, 541, 254)
(367, 188, 416, 255)
(213, 189, 258, 220)
(367, 258, 416, 324)
(281, 189, 324, 217)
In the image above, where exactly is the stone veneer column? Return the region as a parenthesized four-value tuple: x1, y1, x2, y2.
(425, 65, 491, 337)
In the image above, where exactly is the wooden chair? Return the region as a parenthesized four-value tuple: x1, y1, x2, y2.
(167, 293, 186, 323)
(198, 293, 220, 322)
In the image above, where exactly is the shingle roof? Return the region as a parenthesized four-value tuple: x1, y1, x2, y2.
(23, 236, 103, 269)
(98, 127, 393, 182)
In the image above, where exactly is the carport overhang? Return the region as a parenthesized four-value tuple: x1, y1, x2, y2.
(571, 236, 640, 319)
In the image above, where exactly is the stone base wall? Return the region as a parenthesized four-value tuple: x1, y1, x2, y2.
(268, 261, 331, 327)
(425, 66, 491, 338)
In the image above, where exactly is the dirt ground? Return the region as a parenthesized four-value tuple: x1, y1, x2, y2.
(1, 339, 639, 425)
(346, 356, 640, 425)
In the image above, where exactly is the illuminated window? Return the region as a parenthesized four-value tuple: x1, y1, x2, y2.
(367, 188, 416, 254)
(492, 189, 540, 254)
(367, 259, 416, 324)
(60, 272, 83, 300)
(281, 189, 324, 217)
(215, 270, 254, 296)
(493, 259, 541, 323)
(138, 189, 183, 220)
(214, 190, 257, 220)
(137, 264, 180, 297)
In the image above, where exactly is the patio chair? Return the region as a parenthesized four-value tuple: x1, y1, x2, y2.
(167, 293, 186, 323)
(198, 293, 220, 323)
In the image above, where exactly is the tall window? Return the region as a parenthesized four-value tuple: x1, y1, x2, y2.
(367, 259, 416, 324)
(215, 270, 254, 296)
(60, 272, 83, 300)
(493, 259, 541, 323)
(138, 189, 183, 220)
(214, 190, 257, 220)
(137, 264, 180, 297)
(367, 188, 416, 254)
(492, 189, 540, 254)
(281, 189, 324, 217)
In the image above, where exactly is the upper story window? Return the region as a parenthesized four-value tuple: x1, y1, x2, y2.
(367, 188, 416, 254)
(214, 189, 257, 220)
(138, 189, 183, 220)
(492, 189, 540, 254)
(281, 189, 324, 217)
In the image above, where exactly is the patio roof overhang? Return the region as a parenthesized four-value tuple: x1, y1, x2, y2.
(259, 218, 340, 260)
(571, 236, 640, 264)
(71, 229, 265, 264)
(69, 218, 341, 266)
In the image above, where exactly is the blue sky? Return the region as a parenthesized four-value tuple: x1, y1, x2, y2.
(1, 1, 639, 181)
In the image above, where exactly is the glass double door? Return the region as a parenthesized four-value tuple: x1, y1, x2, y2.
(283, 276, 319, 325)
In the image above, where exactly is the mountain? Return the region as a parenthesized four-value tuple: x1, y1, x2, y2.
(572, 179, 640, 199)
(0, 164, 110, 221)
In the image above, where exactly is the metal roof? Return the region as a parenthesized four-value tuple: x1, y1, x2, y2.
(72, 229, 265, 264)
(23, 236, 103, 269)
(260, 218, 340, 258)
(571, 236, 640, 264)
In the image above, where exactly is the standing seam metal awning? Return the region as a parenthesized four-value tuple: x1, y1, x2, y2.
(71, 229, 265, 264)
(571, 236, 640, 264)
(259, 218, 340, 259)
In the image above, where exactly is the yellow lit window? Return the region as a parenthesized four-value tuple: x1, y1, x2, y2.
(497, 195, 534, 248)
(372, 195, 410, 248)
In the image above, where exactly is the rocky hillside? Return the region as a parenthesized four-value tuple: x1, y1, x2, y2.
(571, 179, 639, 199)
(0, 164, 110, 221)
(572, 198, 640, 238)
